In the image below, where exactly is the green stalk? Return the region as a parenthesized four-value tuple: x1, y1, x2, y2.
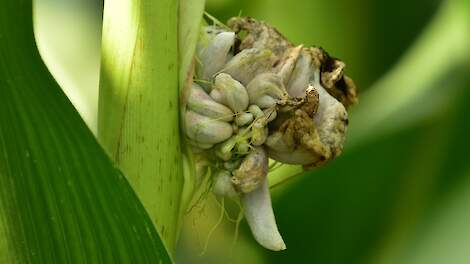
(98, 0, 181, 253)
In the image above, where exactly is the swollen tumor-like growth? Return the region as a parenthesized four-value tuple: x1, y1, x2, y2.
(183, 17, 357, 251)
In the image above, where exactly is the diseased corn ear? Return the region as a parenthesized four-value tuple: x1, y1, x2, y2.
(286, 50, 316, 97)
(186, 138, 214, 150)
(211, 73, 249, 113)
(251, 119, 268, 146)
(242, 177, 286, 251)
(265, 84, 347, 167)
(248, 104, 265, 119)
(188, 83, 234, 122)
(231, 147, 268, 193)
(185, 111, 233, 144)
(227, 16, 291, 57)
(222, 48, 276, 85)
(313, 84, 348, 160)
(264, 108, 277, 122)
(186, 16, 358, 251)
(235, 112, 254, 126)
(196, 29, 235, 88)
(246, 73, 288, 109)
(213, 170, 238, 198)
(277, 45, 303, 84)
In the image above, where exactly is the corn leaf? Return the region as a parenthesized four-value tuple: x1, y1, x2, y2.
(0, 0, 171, 262)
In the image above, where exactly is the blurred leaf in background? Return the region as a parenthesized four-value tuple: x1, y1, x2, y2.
(35, 0, 103, 133)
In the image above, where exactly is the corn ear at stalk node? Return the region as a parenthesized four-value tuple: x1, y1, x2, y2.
(183, 16, 358, 251)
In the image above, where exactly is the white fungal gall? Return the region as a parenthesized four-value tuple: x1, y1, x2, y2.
(187, 83, 234, 122)
(313, 84, 348, 159)
(222, 48, 276, 86)
(242, 177, 286, 251)
(184, 16, 357, 251)
(251, 119, 268, 146)
(184, 111, 233, 145)
(197, 29, 235, 88)
(277, 44, 303, 84)
(286, 50, 316, 98)
(231, 147, 268, 193)
(211, 73, 249, 113)
(246, 73, 288, 108)
(265, 83, 348, 167)
(235, 112, 254, 126)
(264, 108, 277, 123)
(248, 104, 264, 119)
(213, 170, 238, 198)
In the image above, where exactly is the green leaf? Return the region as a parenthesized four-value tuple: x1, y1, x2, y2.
(179, 0, 206, 89)
(347, 0, 470, 148)
(177, 0, 206, 231)
(0, 0, 171, 262)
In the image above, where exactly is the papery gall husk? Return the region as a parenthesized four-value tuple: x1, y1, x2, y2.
(227, 17, 291, 57)
(231, 146, 268, 193)
(266, 84, 348, 168)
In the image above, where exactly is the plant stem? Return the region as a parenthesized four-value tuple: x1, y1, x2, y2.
(98, 0, 181, 253)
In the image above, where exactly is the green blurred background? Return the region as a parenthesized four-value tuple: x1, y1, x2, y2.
(35, 0, 470, 263)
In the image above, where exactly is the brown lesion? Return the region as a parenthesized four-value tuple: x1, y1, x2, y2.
(319, 51, 358, 108)
(227, 17, 292, 57)
(231, 146, 269, 193)
(274, 88, 331, 166)
(227, 17, 358, 109)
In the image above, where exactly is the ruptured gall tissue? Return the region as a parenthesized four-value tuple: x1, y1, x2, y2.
(184, 16, 358, 251)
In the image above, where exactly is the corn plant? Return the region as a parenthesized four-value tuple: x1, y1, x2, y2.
(1, 0, 469, 263)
